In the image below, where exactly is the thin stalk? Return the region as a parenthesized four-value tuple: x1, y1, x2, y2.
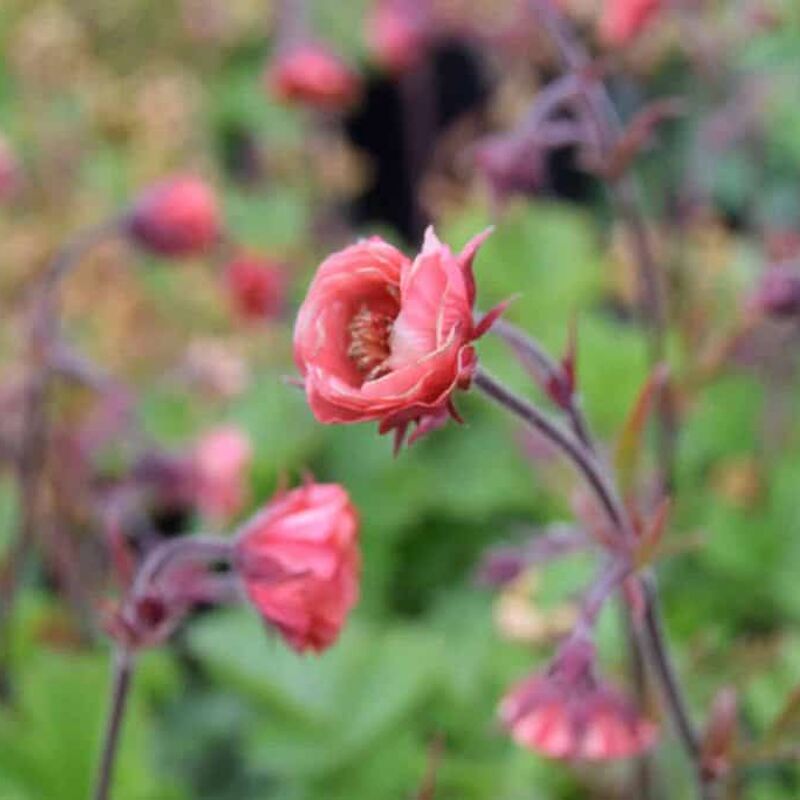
(526, 0, 676, 492)
(0, 220, 119, 700)
(473, 368, 625, 531)
(490, 318, 596, 451)
(92, 648, 134, 800)
(474, 366, 707, 799)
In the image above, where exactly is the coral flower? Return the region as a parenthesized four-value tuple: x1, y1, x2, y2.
(294, 227, 502, 448)
(366, 0, 429, 74)
(235, 483, 360, 653)
(500, 640, 657, 760)
(127, 175, 221, 258)
(193, 426, 253, 522)
(266, 42, 361, 112)
(599, 0, 661, 46)
(224, 253, 286, 322)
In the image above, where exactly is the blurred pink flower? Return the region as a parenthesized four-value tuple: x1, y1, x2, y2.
(127, 175, 221, 258)
(599, 0, 662, 46)
(235, 482, 360, 653)
(266, 42, 361, 112)
(193, 425, 253, 522)
(366, 0, 430, 74)
(752, 263, 800, 319)
(224, 253, 286, 322)
(294, 227, 501, 447)
(500, 639, 657, 760)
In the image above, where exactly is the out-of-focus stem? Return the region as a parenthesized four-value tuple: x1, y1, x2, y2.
(92, 648, 134, 800)
(527, 0, 676, 493)
(0, 220, 118, 701)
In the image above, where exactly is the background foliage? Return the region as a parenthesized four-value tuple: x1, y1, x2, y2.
(2, 1, 800, 798)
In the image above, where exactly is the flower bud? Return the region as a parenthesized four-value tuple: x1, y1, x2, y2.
(127, 175, 221, 258)
(193, 425, 253, 523)
(366, 0, 430, 75)
(266, 42, 361, 112)
(500, 638, 657, 760)
(753, 264, 800, 318)
(235, 482, 360, 653)
(224, 253, 286, 322)
(599, 0, 662, 46)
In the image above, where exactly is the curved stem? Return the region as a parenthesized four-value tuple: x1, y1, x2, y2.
(131, 536, 234, 597)
(473, 367, 627, 532)
(474, 365, 709, 798)
(92, 648, 134, 800)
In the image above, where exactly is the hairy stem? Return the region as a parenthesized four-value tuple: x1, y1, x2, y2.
(93, 648, 134, 800)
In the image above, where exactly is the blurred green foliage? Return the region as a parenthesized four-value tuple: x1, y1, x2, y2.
(3, 1, 800, 799)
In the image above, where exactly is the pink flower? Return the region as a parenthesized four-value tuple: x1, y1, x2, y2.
(752, 263, 800, 318)
(234, 482, 360, 653)
(127, 175, 221, 258)
(193, 426, 253, 522)
(266, 42, 361, 112)
(294, 227, 502, 448)
(366, 0, 430, 74)
(500, 640, 657, 760)
(599, 0, 661, 46)
(224, 253, 286, 322)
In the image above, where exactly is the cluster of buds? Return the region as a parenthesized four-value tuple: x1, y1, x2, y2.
(123, 175, 286, 322)
(104, 480, 360, 655)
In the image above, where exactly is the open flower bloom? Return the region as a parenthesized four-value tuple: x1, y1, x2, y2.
(266, 42, 361, 112)
(294, 227, 502, 448)
(599, 0, 661, 45)
(234, 483, 360, 653)
(128, 175, 221, 258)
(193, 426, 253, 523)
(500, 639, 657, 760)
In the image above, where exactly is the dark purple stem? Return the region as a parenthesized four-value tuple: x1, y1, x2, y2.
(474, 366, 710, 799)
(93, 648, 134, 800)
(490, 318, 595, 451)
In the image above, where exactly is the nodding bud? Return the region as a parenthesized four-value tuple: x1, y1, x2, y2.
(499, 637, 657, 760)
(127, 175, 221, 258)
(223, 253, 286, 322)
(752, 263, 800, 318)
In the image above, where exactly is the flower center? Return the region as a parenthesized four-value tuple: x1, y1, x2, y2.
(347, 304, 394, 380)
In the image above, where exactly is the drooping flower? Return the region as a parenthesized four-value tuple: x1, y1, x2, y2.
(234, 482, 360, 653)
(266, 42, 361, 112)
(294, 227, 502, 448)
(500, 639, 657, 760)
(127, 175, 221, 258)
(224, 253, 286, 322)
(193, 425, 253, 523)
(366, 0, 430, 74)
(599, 0, 662, 46)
